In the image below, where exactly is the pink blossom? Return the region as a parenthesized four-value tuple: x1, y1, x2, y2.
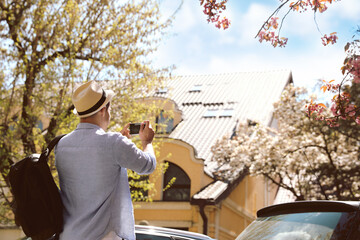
(345, 104, 356, 117)
(356, 117, 360, 125)
(258, 31, 266, 43)
(353, 76, 360, 84)
(349, 57, 360, 81)
(321, 33, 338, 46)
(269, 17, 279, 29)
(319, 5, 328, 13)
(330, 103, 338, 116)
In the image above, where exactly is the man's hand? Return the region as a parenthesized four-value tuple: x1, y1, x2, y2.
(120, 123, 131, 139)
(139, 120, 155, 145)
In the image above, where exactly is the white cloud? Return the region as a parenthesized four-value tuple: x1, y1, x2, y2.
(207, 53, 279, 74)
(282, 0, 360, 38)
(234, 0, 359, 42)
(282, 10, 319, 37)
(328, 0, 360, 21)
(172, 3, 198, 32)
(202, 42, 345, 90)
(235, 3, 274, 46)
(160, 0, 201, 33)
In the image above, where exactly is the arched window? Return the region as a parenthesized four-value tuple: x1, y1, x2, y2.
(163, 162, 190, 201)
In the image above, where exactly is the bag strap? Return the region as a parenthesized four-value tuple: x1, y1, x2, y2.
(39, 134, 67, 163)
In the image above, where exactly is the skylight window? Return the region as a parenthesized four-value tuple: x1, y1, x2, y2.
(203, 109, 218, 118)
(189, 84, 202, 92)
(220, 108, 234, 117)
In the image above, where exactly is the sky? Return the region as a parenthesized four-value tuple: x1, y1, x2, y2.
(152, 0, 360, 92)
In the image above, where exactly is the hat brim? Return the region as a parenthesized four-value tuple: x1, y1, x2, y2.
(74, 90, 115, 118)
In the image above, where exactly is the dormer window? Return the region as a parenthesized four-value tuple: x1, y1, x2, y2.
(219, 108, 234, 117)
(189, 84, 202, 92)
(203, 109, 218, 118)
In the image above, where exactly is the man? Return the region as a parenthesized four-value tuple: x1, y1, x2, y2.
(55, 81, 156, 240)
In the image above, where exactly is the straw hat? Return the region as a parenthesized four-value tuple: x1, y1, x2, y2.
(72, 81, 115, 118)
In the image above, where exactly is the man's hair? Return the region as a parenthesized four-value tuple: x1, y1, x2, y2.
(81, 102, 111, 120)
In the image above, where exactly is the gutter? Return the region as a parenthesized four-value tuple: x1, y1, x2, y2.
(198, 201, 209, 235)
(189, 198, 210, 235)
(191, 194, 214, 235)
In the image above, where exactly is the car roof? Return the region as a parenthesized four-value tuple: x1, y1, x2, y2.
(257, 201, 360, 218)
(135, 225, 215, 240)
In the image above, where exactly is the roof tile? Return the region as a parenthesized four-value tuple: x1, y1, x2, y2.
(162, 70, 292, 176)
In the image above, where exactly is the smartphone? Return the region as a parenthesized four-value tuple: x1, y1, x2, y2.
(129, 123, 141, 135)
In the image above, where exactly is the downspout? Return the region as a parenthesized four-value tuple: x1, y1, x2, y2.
(199, 201, 208, 235)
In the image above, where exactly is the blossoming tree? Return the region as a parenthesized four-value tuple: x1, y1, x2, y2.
(200, 0, 338, 45)
(200, 0, 360, 127)
(210, 85, 360, 200)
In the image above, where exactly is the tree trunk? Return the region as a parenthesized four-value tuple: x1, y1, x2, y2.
(21, 69, 36, 154)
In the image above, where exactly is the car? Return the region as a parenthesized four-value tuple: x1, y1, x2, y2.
(236, 200, 360, 240)
(22, 225, 215, 240)
(135, 225, 215, 240)
(21, 225, 214, 240)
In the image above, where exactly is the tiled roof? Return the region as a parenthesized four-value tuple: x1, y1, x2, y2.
(191, 170, 248, 205)
(192, 180, 228, 202)
(156, 70, 292, 177)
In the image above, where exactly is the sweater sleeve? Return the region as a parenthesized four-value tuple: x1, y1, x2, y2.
(112, 134, 156, 175)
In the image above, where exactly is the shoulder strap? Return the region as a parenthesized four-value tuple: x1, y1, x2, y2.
(39, 134, 67, 163)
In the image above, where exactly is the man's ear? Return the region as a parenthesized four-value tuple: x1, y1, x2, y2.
(99, 107, 106, 116)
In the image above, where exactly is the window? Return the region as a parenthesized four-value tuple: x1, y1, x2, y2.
(203, 109, 218, 118)
(189, 84, 202, 92)
(219, 108, 234, 117)
(136, 233, 171, 240)
(163, 162, 190, 201)
(156, 110, 174, 134)
(156, 87, 168, 94)
(36, 120, 43, 130)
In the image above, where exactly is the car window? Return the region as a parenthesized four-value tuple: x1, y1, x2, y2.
(236, 211, 357, 240)
(136, 233, 172, 240)
(172, 237, 198, 240)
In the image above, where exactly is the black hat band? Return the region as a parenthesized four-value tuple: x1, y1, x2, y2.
(77, 89, 107, 116)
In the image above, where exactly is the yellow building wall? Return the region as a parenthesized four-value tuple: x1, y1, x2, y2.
(214, 175, 277, 239)
(134, 202, 204, 230)
(151, 139, 213, 201)
(141, 98, 182, 130)
(134, 138, 213, 230)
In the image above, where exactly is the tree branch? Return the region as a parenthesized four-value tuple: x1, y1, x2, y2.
(263, 172, 303, 200)
(255, 0, 292, 38)
(302, 151, 329, 199)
